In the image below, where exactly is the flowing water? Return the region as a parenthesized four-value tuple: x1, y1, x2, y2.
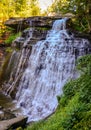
(1, 18, 91, 122)
(15, 18, 90, 122)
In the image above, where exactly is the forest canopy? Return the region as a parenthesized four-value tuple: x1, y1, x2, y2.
(0, 0, 41, 20)
(0, 0, 41, 36)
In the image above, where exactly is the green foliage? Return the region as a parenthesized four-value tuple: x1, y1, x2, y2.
(76, 54, 91, 75)
(49, 0, 91, 32)
(5, 32, 21, 46)
(16, 127, 23, 130)
(5, 47, 13, 52)
(25, 54, 91, 130)
(0, 0, 41, 36)
(60, 94, 88, 130)
(0, 0, 41, 18)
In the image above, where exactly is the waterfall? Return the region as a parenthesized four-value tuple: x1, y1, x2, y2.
(2, 28, 33, 96)
(14, 18, 90, 122)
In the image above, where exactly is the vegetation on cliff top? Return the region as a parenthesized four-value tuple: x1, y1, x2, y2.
(25, 54, 91, 130)
(0, 0, 91, 38)
(49, 0, 91, 32)
(0, 0, 40, 38)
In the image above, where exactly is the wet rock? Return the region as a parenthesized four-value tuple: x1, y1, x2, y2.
(21, 27, 47, 40)
(12, 37, 25, 49)
(0, 116, 28, 130)
(12, 27, 47, 49)
(21, 29, 31, 38)
(74, 32, 91, 42)
(32, 29, 47, 39)
(0, 107, 16, 121)
(27, 38, 42, 45)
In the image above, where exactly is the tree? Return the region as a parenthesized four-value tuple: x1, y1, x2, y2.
(0, 0, 41, 19)
(50, 0, 91, 32)
(27, 0, 41, 16)
(0, 0, 15, 19)
(49, 0, 69, 14)
(67, 0, 91, 32)
(0, 0, 41, 37)
(14, 0, 40, 17)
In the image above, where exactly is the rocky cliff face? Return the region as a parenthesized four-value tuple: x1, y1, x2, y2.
(1, 17, 91, 122)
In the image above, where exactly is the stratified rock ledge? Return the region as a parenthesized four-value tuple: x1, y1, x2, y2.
(4, 16, 73, 30)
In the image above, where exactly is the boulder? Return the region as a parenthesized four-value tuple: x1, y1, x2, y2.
(0, 116, 28, 130)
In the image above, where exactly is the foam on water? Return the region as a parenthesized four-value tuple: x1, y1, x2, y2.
(14, 18, 90, 122)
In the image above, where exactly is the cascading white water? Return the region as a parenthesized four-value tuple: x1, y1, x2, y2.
(2, 28, 33, 95)
(16, 18, 90, 122)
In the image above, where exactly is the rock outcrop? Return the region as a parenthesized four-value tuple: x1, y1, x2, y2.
(0, 110, 16, 121)
(0, 116, 28, 130)
(4, 16, 58, 30)
(4, 16, 72, 30)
